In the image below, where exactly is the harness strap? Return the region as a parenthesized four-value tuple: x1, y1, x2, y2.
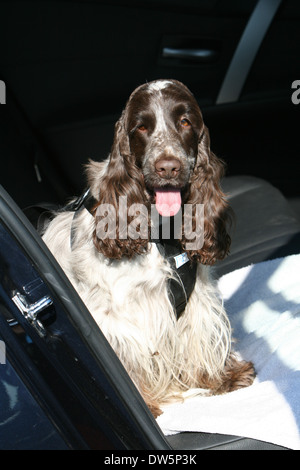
(70, 189, 97, 248)
(24, 202, 58, 233)
(65, 188, 97, 213)
(152, 239, 197, 319)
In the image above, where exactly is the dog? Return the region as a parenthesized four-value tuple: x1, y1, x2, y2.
(43, 79, 255, 417)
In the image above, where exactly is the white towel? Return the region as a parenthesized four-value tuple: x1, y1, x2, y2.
(157, 254, 300, 449)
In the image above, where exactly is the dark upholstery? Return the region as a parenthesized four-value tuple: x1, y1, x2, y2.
(216, 175, 300, 277)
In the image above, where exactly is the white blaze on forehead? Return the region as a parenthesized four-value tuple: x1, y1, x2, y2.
(153, 101, 168, 134)
(147, 81, 173, 134)
(147, 80, 172, 92)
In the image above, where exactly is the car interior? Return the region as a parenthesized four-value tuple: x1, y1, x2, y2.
(0, 0, 300, 450)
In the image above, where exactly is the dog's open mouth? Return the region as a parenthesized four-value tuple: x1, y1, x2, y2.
(154, 188, 182, 217)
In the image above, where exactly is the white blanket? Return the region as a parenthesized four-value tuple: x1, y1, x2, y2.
(157, 254, 300, 449)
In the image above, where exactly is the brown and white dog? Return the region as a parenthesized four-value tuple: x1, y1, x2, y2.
(43, 79, 255, 417)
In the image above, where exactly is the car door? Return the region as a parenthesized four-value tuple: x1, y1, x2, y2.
(0, 184, 171, 450)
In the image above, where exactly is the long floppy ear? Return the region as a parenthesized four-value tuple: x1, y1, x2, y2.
(182, 125, 232, 264)
(91, 110, 149, 259)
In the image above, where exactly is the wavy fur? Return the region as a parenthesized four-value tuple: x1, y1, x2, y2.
(43, 80, 254, 417)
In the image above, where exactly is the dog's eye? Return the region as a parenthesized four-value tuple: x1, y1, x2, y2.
(137, 124, 147, 132)
(180, 118, 191, 128)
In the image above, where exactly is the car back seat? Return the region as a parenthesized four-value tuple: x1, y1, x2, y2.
(216, 175, 300, 277)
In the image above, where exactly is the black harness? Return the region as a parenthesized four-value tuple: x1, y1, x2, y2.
(150, 214, 197, 319)
(152, 238, 197, 318)
(25, 190, 197, 320)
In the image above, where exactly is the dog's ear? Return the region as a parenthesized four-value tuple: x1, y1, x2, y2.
(90, 111, 149, 259)
(182, 125, 231, 264)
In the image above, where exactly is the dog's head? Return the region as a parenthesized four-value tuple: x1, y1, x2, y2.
(127, 80, 200, 203)
(88, 79, 231, 262)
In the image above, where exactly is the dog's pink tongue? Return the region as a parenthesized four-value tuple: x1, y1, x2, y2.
(155, 189, 182, 216)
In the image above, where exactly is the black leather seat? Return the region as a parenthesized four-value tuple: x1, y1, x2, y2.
(216, 175, 300, 277)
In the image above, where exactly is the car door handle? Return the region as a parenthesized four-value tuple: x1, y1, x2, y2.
(162, 47, 218, 62)
(12, 292, 53, 337)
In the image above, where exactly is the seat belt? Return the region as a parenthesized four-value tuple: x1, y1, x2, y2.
(216, 0, 282, 104)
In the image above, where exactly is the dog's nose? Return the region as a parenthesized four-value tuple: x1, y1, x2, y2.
(155, 158, 181, 179)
